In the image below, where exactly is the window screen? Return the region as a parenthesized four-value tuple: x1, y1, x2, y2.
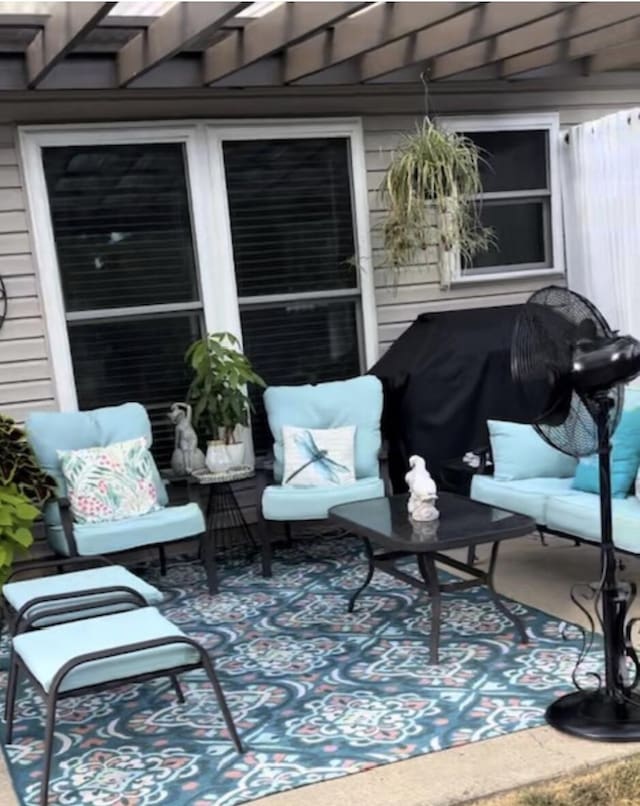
(223, 138, 363, 453)
(42, 143, 202, 464)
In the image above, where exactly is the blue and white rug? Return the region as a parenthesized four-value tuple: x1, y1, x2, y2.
(2, 537, 599, 805)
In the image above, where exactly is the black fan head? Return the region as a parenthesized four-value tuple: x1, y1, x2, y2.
(511, 285, 622, 457)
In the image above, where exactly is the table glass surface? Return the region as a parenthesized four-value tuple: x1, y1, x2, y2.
(329, 492, 534, 551)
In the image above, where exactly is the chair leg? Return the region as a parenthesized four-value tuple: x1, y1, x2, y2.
(40, 695, 57, 806)
(158, 545, 167, 576)
(4, 650, 19, 740)
(257, 519, 273, 578)
(284, 522, 293, 546)
(537, 527, 547, 546)
(169, 674, 185, 704)
(199, 654, 243, 754)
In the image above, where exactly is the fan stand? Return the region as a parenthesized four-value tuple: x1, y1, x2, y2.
(546, 392, 640, 741)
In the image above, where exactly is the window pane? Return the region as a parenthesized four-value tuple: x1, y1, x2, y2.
(465, 130, 548, 193)
(469, 200, 547, 270)
(241, 300, 361, 453)
(42, 143, 199, 311)
(223, 138, 357, 297)
(68, 313, 201, 465)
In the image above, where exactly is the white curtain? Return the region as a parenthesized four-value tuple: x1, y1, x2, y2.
(561, 108, 640, 337)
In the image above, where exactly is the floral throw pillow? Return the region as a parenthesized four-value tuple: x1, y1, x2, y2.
(282, 425, 356, 487)
(57, 437, 160, 524)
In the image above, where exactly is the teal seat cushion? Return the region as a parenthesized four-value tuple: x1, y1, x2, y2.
(262, 477, 385, 521)
(488, 420, 577, 481)
(48, 503, 204, 557)
(3, 565, 163, 627)
(264, 376, 383, 483)
(546, 492, 640, 554)
(572, 407, 640, 498)
(13, 607, 199, 693)
(471, 475, 576, 525)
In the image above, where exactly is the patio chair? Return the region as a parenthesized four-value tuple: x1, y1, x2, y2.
(256, 375, 389, 576)
(24, 403, 208, 583)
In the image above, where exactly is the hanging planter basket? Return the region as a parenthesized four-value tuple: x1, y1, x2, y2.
(379, 119, 494, 288)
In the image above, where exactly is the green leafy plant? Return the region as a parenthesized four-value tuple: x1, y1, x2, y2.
(0, 415, 56, 585)
(380, 119, 495, 287)
(186, 332, 266, 445)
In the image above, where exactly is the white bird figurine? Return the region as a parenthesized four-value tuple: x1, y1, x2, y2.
(405, 455, 439, 522)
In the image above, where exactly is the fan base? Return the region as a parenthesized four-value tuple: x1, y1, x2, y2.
(546, 689, 640, 742)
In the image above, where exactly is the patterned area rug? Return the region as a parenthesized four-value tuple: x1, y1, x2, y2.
(2, 537, 600, 806)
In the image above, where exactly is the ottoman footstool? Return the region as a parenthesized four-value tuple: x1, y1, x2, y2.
(5, 607, 243, 806)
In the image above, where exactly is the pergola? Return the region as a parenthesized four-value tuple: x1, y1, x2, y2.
(0, 1, 639, 91)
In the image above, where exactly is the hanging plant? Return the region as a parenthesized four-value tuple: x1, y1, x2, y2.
(379, 119, 495, 288)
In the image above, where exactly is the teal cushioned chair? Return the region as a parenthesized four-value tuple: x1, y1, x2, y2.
(257, 376, 389, 577)
(25, 404, 206, 579)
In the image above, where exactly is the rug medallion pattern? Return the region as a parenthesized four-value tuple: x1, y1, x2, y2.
(1, 537, 599, 805)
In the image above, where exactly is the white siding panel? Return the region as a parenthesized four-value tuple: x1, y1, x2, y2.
(0, 318, 44, 340)
(0, 379, 54, 405)
(6, 296, 41, 319)
(0, 166, 20, 187)
(4, 276, 37, 297)
(1, 400, 56, 423)
(0, 360, 50, 384)
(0, 148, 17, 166)
(0, 188, 23, 212)
(0, 232, 30, 255)
(0, 210, 27, 233)
(1, 338, 49, 362)
(0, 253, 34, 276)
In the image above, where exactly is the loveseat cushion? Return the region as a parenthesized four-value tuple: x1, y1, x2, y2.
(487, 420, 577, 481)
(471, 475, 575, 525)
(262, 477, 384, 521)
(546, 492, 640, 553)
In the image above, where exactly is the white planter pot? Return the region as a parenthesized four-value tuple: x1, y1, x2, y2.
(206, 440, 230, 472)
(225, 442, 245, 468)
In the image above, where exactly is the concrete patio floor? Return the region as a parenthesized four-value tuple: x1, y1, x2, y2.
(2, 533, 640, 806)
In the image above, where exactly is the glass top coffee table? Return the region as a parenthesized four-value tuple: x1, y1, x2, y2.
(329, 492, 535, 664)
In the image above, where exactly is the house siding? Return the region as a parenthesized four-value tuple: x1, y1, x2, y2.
(0, 124, 56, 423)
(1, 80, 640, 421)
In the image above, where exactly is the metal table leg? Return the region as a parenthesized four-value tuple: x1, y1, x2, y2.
(348, 538, 375, 613)
(486, 542, 528, 644)
(417, 553, 442, 664)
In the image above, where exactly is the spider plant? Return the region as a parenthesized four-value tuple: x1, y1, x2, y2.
(380, 119, 495, 287)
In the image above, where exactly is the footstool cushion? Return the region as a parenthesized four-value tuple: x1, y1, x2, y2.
(3, 565, 163, 628)
(13, 607, 199, 693)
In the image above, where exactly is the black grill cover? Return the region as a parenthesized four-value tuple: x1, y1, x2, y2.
(370, 305, 536, 492)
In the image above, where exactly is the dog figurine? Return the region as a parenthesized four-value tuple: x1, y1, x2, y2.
(168, 402, 206, 475)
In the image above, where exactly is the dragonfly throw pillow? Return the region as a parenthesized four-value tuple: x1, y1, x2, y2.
(282, 425, 356, 487)
(57, 437, 160, 524)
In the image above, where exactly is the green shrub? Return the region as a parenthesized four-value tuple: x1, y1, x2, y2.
(0, 415, 56, 585)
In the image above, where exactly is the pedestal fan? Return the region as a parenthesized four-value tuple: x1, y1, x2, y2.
(511, 285, 640, 740)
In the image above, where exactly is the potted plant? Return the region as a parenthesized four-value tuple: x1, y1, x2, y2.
(0, 415, 56, 586)
(185, 332, 266, 471)
(380, 119, 494, 288)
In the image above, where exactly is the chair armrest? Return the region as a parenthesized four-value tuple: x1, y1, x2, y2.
(473, 445, 493, 475)
(254, 455, 275, 525)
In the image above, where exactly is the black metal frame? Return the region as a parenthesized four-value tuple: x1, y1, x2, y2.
(5, 614, 243, 806)
(255, 445, 392, 578)
(348, 536, 528, 664)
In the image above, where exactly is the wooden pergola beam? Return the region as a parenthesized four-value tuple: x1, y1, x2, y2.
(117, 2, 248, 87)
(203, 1, 367, 85)
(359, 2, 564, 82)
(501, 13, 640, 77)
(284, 2, 469, 83)
(589, 38, 640, 73)
(26, 1, 115, 88)
(430, 2, 640, 80)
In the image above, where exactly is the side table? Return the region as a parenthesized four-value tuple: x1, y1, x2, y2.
(164, 467, 258, 594)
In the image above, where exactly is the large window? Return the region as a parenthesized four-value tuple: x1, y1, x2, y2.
(222, 138, 363, 452)
(41, 143, 202, 464)
(22, 122, 376, 463)
(446, 114, 563, 281)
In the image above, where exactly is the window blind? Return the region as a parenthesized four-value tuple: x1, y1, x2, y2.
(223, 137, 363, 454)
(42, 143, 202, 465)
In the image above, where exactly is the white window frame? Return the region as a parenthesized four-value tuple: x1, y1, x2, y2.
(439, 112, 565, 285)
(19, 118, 378, 411)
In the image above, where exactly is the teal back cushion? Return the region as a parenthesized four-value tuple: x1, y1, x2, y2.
(264, 376, 383, 483)
(25, 403, 168, 514)
(488, 420, 577, 481)
(572, 401, 640, 499)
